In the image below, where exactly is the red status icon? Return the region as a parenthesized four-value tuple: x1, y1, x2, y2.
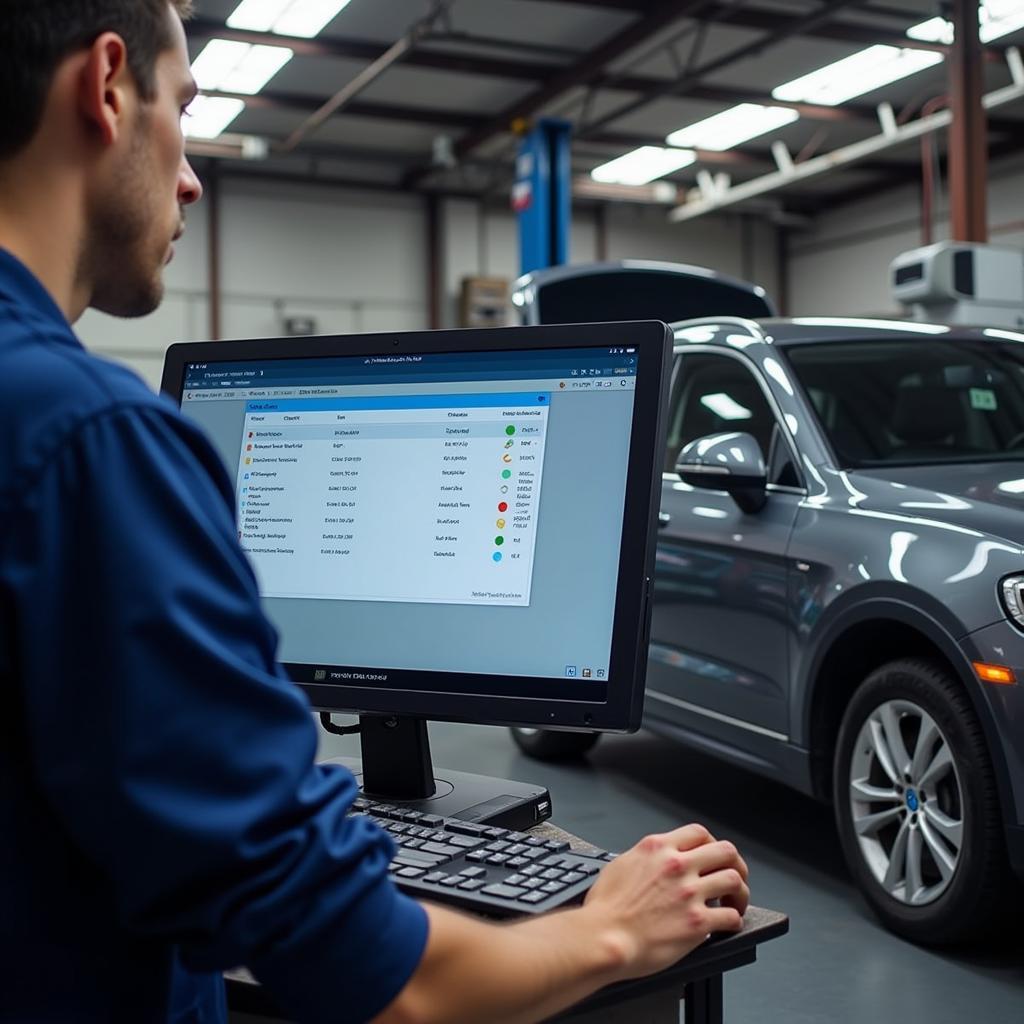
(498, 501, 508, 513)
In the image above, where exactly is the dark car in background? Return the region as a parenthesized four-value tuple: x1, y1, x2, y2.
(513, 316, 1024, 944)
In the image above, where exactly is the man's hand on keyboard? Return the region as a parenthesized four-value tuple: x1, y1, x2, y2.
(373, 821, 749, 1024)
(580, 822, 750, 981)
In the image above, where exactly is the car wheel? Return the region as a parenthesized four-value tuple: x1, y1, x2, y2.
(833, 657, 1013, 944)
(509, 727, 600, 762)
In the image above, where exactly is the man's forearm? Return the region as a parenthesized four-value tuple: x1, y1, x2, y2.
(373, 902, 628, 1024)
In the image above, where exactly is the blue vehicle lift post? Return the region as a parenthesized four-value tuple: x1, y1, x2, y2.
(513, 119, 573, 277)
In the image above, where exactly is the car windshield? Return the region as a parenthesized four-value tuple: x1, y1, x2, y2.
(784, 337, 1024, 467)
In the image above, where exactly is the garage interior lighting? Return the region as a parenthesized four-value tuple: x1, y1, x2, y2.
(191, 39, 293, 95)
(665, 104, 799, 151)
(183, 96, 247, 139)
(772, 45, 943, 106)
(908, 0, 1024, 44)
(227, 0, 354, 38)
(590, 146, 696, 185)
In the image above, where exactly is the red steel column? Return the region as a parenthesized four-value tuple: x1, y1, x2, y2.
(948, 0, 988, 241)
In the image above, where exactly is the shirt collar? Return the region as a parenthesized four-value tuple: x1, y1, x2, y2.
(0, 247, 78, 344)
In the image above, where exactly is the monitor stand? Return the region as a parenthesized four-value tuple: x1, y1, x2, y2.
(321, 715, 552, 831)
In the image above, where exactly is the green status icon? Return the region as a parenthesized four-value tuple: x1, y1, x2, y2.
(501, 469, 512, 479)
(494, 536, 505, 546)
(505, 425, 516, 436)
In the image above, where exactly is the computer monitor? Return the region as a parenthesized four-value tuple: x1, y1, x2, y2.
(162, 322, 671, 827)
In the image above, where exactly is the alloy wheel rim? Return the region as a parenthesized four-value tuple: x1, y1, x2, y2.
(849, 699, 964, 906)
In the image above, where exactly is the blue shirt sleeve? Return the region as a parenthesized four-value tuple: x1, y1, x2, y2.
(5, 400, 428, 1024)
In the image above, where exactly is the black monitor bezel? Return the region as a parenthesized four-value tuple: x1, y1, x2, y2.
(162, 322, 671, 734)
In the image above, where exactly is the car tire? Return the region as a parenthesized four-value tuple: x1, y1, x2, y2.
(833, 657, 1013, 945)
(509, 727, 600, 762)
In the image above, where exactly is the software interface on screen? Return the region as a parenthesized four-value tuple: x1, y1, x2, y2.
(181, 345, 638, 692)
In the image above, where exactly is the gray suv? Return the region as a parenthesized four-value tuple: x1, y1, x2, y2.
(513, 315, 1024, 944)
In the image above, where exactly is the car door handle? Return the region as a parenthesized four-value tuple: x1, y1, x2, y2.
(658, 511, 671, 529)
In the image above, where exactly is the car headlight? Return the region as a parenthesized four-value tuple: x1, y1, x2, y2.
(1000, 575, 1024, 628)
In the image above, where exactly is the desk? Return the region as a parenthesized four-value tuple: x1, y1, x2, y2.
(227, 824, 788, 1024)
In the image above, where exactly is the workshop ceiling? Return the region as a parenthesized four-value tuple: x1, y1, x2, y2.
(184, 0, 1024, 218)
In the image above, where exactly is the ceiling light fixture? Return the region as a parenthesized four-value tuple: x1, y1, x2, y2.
(665, 104, 799, 151)
(772, 45, 943, 106)
(227, 0, 354, 39)
(590, 146, 697, 186)
(908, 0, 1024, 44)
(182, 96, 247, 139)
(191, 39, 293, 95)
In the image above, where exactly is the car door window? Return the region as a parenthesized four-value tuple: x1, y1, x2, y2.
(666, 353, 797, 486)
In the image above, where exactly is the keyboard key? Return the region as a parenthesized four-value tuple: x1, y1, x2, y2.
(561, 871, 585, 884)
(439, 875, 462, 887)
(541, 881, 567, 894)
(446, 822, 488, 837)
(486, 853, 510, 866)
(505, 844, 529, 856)
(401, 811, 425, 823)
(421, 842, 462, 858)
(544, 840, 570, 852)
(484, 841, 510, 853)
(397, 866, 425, 878)
(505, 832, 530, 843)
(394, 850, 447, 868)
(389, 823, 409, 835)
(521, 848, 546, 861)
(506, 857, 530, 869)
(405, 826, 426, 837)
(352, 798, 370, 811)
(524, 837, 545, 847)
(504, 874, 527, 886)
(484, 828, 508, 839)
(519, 891, 548, 904)
(421, 815, 444, 826)
(481, 883, 527, 899)
(539, 856, 565, 868)
(458, 878, 486, 891)
(402, 838, 425, 850)
(522, 877, 546, 890)
(448, 836, 485, 849)
(521, 864, 544, 877)
(541, 868, 564, 880)
(465, 850, 489, 862)
(422, 871, 448, 883)
(458, 866, 487, 879)
(573, 861, 602, 876)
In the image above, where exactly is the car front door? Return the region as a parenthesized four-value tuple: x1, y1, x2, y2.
(647, 350, 802, 739)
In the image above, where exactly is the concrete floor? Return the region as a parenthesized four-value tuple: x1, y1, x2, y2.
(320, 721, 1024, 1024)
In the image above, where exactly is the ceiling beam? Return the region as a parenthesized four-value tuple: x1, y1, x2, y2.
(402, 0, 720, 188)
(578, 0, 866, 137)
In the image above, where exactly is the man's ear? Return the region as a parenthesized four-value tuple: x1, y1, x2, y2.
(78, 33, 132, 147)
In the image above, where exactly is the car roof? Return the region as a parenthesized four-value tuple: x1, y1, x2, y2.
(671, 316, 1024, 348)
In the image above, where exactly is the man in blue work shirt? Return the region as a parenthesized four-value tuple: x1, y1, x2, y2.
(0, 3, 751, 1022)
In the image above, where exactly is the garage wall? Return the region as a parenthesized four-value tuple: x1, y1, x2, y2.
(787, 152, 1024, 317)
(76, 176, 780, 390)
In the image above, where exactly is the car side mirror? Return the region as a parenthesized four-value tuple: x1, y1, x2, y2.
(675, 432, 768, 514)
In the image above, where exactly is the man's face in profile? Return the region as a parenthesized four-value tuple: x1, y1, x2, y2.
(87, 4, 201, 319)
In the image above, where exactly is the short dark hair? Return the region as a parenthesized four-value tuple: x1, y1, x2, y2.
(0, 1, 194, 159)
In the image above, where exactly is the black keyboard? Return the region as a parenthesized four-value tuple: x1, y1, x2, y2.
(351, 798, 616, 917)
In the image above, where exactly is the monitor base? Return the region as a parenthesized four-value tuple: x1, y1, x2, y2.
(324, 754, 553, 831)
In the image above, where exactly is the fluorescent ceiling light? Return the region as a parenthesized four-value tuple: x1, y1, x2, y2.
(182, 96, 246, 139)
(191, 39, 293, 95)
(590, 146, 696, 185)
(228, 0, 354, 38)
(665, 104, 799, 152)
(908, 0, 1024, 43)
(701, 393, 752, 421)
(773, 45, 943, 106)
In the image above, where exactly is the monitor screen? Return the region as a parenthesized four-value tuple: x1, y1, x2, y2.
(163, 323, 670, 733)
